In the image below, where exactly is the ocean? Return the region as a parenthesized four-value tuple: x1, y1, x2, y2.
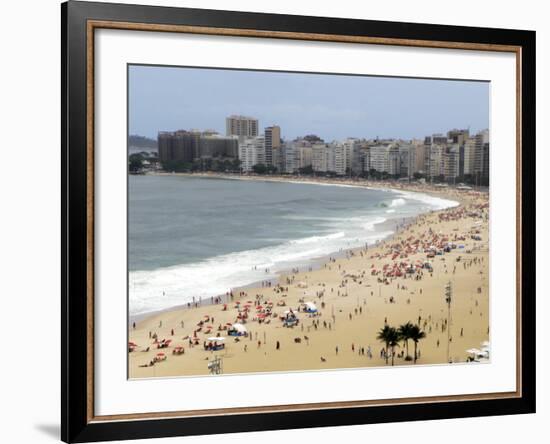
(129, 175, 458, 316)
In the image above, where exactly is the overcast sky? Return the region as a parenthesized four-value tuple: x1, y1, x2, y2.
(129, 64, 489, 141)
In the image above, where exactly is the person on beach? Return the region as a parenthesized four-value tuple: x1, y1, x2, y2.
(335, 346, 339, 355)
(276, 341, 280, 350)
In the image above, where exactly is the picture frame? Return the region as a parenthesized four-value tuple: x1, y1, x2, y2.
(61, 1, 536, 442)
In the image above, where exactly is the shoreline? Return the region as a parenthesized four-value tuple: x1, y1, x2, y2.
(129, 173, 463, 323)
(129, 213, 417, 324)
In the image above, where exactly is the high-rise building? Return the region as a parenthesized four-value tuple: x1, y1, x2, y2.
(464, 137, 477, 176)
(158, 130, 196, 164)
(399, 144, 416, 178)
(312, 143, 329, 173)
(333, 144, 348, 176)
(200, 134, 239, 158)
(226, 115, 259, 139)
(340, 138, 362, 174)
(296, 145, 313, 170)
(158, 130, 238, 166)
(264, 126, 281, 167)
(447, 129, 470, 146)
(443, 143, 461, 181)
(428, 144, 446, 179)
(369, 144, 398, 173)
(281, 142, 297, 174)
(473, 129, 490, 186)
(238, 136, 265, 172)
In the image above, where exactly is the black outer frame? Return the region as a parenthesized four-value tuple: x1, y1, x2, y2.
(61, 1, 536, 442)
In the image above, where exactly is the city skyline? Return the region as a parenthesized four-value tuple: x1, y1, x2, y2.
(129, 65, 490, 141)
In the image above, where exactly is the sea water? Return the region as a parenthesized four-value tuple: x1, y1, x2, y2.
(129, 175, 458, 316)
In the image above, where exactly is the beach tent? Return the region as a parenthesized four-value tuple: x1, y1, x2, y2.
(304, 302, 318, 313)
(232, 323, 247, 332)
(228, 323, 247, 336)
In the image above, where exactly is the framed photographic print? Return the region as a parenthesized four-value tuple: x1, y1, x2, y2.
(61, 1, 536, 442)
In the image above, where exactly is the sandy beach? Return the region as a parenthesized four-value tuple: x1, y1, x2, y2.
(129, 175, 489, 378)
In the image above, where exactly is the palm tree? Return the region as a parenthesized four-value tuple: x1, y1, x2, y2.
(398, 322, 414, 361)
(387, 328, 400, 366)
(377, 325, 400, 365)
(410, 324, 427, 363)
(377, 325, 392, 365)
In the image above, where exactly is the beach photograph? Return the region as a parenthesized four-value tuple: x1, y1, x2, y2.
(127, 65, 490, 378)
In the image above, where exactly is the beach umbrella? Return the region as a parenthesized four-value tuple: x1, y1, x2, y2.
(156, 352, 165, 356)
(207, 337, 225, 342)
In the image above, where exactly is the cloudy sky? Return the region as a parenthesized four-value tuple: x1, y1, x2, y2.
(129, 64, 489, 141)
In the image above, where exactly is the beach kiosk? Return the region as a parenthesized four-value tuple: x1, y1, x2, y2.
(228, 323, 248, 337)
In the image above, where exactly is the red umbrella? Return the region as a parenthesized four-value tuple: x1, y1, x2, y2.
(156, 352, 165, 356)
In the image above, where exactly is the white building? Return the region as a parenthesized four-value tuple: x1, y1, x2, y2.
(281, 142, 297, 173)
(464, 137, 477, 176)
(443, 143, 460, 181)
(296, 145, 313, 170)
(334, 143, 348, 176)
(369, 144, 392, 173)
(312, 143, 329, 172)
(428, 144, 446, 179)
(399, 144, 416, 178)
(238, 136, 265, 172)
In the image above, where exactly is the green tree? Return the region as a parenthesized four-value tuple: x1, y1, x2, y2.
(398, 322, 414, 361)
(377, 325, 400, 365)
(298, 165, 314, 175)
(252, 163, 268, 174)
(231, 158, 242, 172)
(410, 324, 427, 363)
(128, 153, 145, 173)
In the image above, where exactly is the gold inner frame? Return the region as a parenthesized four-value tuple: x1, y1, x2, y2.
(85, 19, 523, 423)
